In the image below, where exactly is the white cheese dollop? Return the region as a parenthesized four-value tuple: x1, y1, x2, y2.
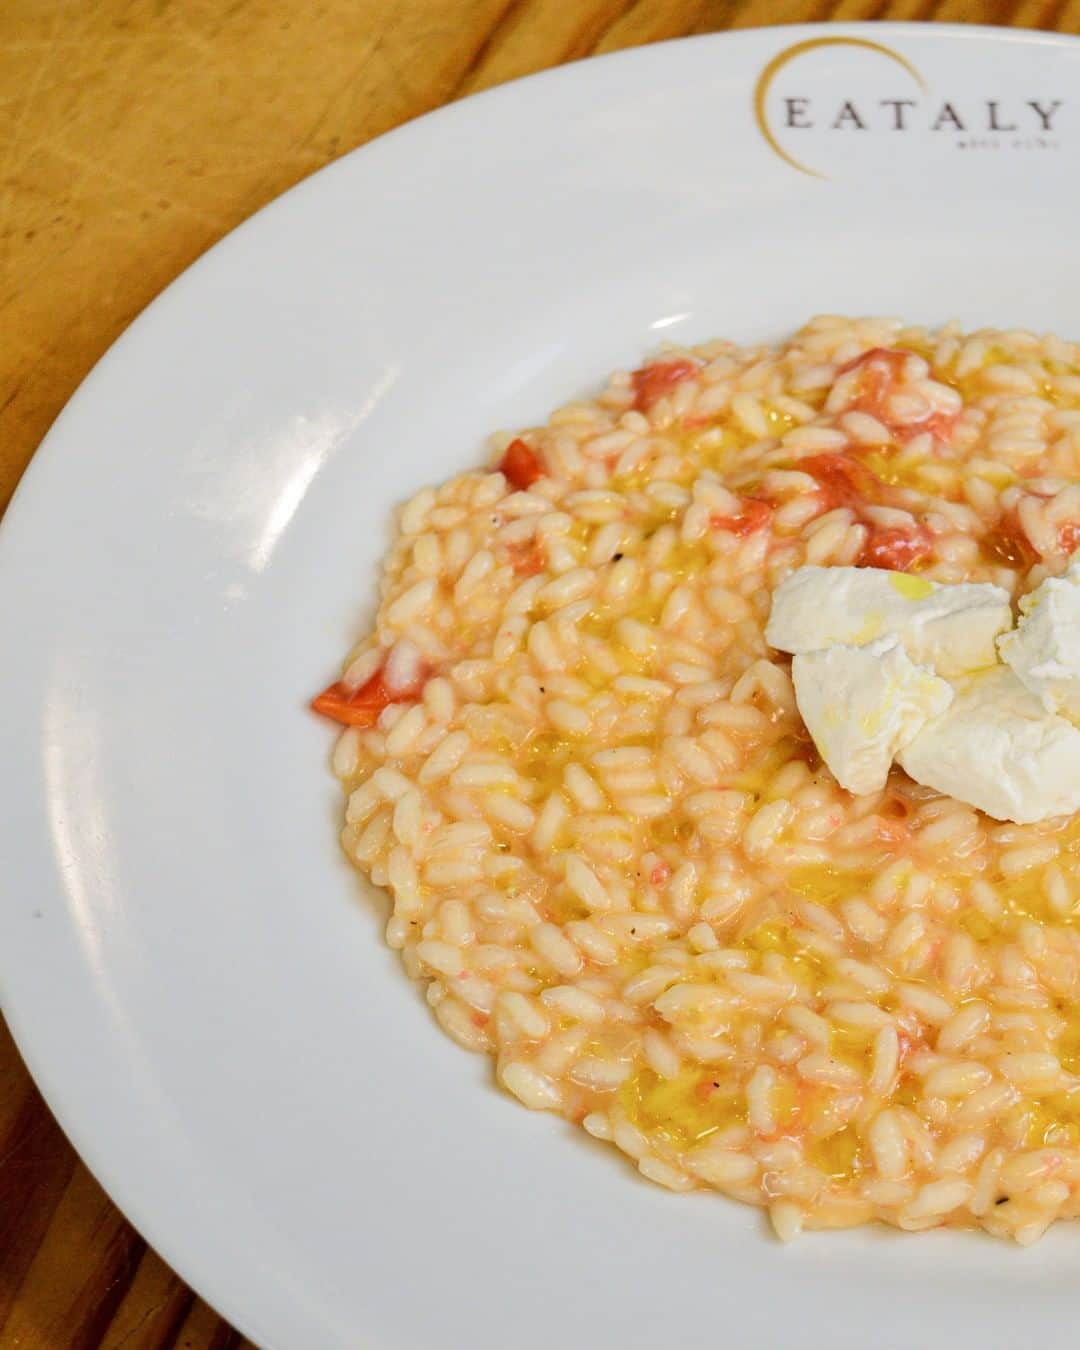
(997, 557, 1080, 722)
(897, 666, 1080, 824)
(766, 565, 1012, 677)
(792, 637, 953, 795)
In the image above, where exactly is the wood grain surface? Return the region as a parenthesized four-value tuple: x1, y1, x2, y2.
(2, 1, 1077, 1346)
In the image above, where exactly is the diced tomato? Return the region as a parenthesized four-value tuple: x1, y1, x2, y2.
(838, 348, 955, 445)
(709, 497, 773, 536)
(838, 347, 907, 418)
(498, 438, 545, 491)
(1059, 521, 1080, 556)
(631, 358, 698, 412)
(859, 524, 934, 572)
(838, 346, 908, 380)
(981, 511, 1037, 569)
(471, 1011, 490, 1028)
(799, 452, 885, 513)
(506, 537, 546, 576)
(799, 452, 935, 570)
(896, 409, 958, 444)
(990, 497, 1080, 566)
(311, 671, 398, 727)
(312, 657, 427, 728)
(650, 861, 672, 888)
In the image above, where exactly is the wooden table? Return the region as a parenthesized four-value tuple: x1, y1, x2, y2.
(2, 1, 1076, 1345)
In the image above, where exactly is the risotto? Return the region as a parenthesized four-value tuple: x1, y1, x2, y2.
(315, 316, 1080, 1244)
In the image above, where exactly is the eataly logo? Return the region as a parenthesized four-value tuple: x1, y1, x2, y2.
(754, 36, 1063, 178)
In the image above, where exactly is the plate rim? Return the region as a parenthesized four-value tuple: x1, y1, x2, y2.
(5, 20, 1080, 1346)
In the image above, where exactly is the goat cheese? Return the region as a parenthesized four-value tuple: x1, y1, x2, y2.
(998, 558, 1080, 722)
(766, 565, 1012, 676)
(792, 636, 953, 794)
(898, 666, 1080, 824)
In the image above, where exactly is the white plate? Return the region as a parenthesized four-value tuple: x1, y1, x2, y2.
(3, 23, 1080, 1349)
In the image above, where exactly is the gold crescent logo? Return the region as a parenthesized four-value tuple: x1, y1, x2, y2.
(754, 37, 927, 179)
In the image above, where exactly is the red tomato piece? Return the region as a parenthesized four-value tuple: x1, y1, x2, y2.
(498, 438, 545, 491)
(710, 497, 773, 536)
(311, 671, 398, 727)
(838, 347, 907, 418)
(837, 346, 909, 379)
(798, 452, 884, 512)
(1059, 521, 1080, 556)
(799, 452, 933, 570)
(840, 348, 956, 444)
(896, 409, 958, 444)
(859, 524, 934, 572)
(981, 512, 1037, 569)
(631, 358, 698, 412)
(506, 537, 546, 576)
